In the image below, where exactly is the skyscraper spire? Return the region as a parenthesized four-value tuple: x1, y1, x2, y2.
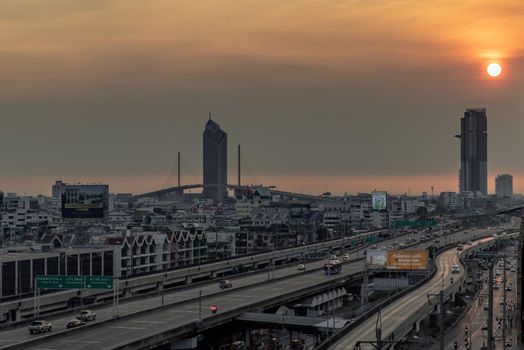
(208, 112, 211, 120)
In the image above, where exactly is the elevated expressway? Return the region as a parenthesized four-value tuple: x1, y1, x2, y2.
(327, 235, 511, 349)
(1, 229, 394, 321)
(0, 227, 504, 350)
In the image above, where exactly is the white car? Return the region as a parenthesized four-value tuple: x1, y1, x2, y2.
(297, 264, 306, 271)
(77, 309, 96, 321)
(28, 320, 52, 334)
(451, 265, 460, 274)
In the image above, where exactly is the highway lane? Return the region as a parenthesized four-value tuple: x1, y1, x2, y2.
(438, 246, 519, 350)
(0, 228, 502, 348)
(329, 237, 496, 349)
(9, 227, 501, 350)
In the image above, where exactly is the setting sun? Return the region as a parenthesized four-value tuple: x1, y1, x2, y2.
(487, 63, 502, 77)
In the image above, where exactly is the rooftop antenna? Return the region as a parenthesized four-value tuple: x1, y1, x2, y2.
(237, 144, 241, 187)
(177, 152, 181, 187)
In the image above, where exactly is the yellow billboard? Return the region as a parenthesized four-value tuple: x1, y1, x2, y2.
(386, 250, 429, 270)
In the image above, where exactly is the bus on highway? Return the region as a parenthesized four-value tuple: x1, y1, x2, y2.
(324, 260, 342, 275)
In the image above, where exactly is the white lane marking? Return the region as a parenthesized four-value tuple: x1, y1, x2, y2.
(130, 320, 167, 324)
(60, 340, 101, 344)
(109, 326, 147, 330)
(172, 310, 197, 313)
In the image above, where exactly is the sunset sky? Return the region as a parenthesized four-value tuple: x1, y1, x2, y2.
(1, 0, 524, 195)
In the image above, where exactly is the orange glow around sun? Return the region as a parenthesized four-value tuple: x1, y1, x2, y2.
(487, 63, 502, 77)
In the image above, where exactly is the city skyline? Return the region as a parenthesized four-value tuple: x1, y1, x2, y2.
(1, 1, 523, 195)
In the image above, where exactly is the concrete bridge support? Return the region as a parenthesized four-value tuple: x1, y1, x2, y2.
(415, 319, 421, 333)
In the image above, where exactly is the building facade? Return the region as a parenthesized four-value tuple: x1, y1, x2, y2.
(456, 108, 488, 195)
(495, 174, 513, 198)
(202, 117, 228, 202)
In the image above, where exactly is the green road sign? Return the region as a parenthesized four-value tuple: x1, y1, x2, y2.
(86, 276, 113, 290)
(36, 275, 85, 289)
(36, 275, 114, 290)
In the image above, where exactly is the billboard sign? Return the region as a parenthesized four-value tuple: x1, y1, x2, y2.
(61, 185, 109, 219)
(372, 191, 387, 211)
(366, 249, 387, 269)
(386, 250, 429, 270)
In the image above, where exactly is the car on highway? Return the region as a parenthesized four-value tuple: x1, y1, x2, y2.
(500, 299, 505, 305)
(297, 264, 306, 270)
(66, 319, 85, 329)
(342, 254, 351, 261)
(495, 270, 501, 276)
(506, 285, 512, 291)
(370, 244, 377, 249)
(28, 320, 52, 334)
(494, 284, 500, 290)
(219, 279, 232, 289)
(505, 340, 513, 349)
(511, 266, 516, 272)
(466, 241, 472, 245)
(77, 309, 96, 321)
(484, 303, 489, 311)
(451, 265, 460, 274)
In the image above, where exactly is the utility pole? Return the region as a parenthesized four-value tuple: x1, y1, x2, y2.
(502, 257, 507, 348)
(439, 290, 444, 350)
(361, 260, 369, 308)
(488, 263, 494, 350)
(427, 290, 445, 350)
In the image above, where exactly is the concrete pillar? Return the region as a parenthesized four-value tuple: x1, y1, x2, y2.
(244, 329, 250, 350)
(15, 261, 18, 295)
(14, 309, 20, 322)
(0, 263, 2, 299)
(415, 320, 421, 333)
(30, 259, 33, 290)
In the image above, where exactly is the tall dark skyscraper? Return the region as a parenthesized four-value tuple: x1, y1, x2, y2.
(456, 108, 488, 195)
(203, 116, 228, 201)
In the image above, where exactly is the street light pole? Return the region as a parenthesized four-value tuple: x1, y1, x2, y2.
(502, 257, 507, 348)
(161, 265, 166, 306)
(487, 263, 494, 350)
(198, 289, 202, 319)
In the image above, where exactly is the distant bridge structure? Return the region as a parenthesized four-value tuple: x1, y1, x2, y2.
(133, 183, 320, 202)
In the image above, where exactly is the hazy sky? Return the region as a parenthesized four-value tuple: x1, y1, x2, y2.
(1, 0, 524, 196)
